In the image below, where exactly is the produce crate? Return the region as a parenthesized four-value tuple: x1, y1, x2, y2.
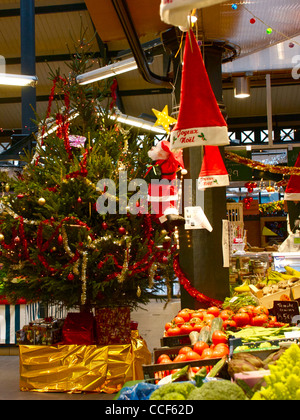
(160, 334, 191, 347)
(143, 358, 222, 383)
(143, 345, 222, 383)
(229, 336, 298, 359)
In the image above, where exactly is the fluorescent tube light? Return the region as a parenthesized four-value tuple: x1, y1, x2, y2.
(0, 73, 38, 87)
(109, 112, 166, 134)
(76, 57, 138, 85)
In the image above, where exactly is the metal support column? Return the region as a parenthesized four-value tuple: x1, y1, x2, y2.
(20, 0, 36, 136)
(175, 43, 230, 309)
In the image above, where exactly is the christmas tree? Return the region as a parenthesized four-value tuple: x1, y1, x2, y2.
(0, 42, 175, 311)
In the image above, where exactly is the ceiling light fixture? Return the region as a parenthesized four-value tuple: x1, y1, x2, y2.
(0, 73, 38, 87)
(233, 76, 250, 98)
(76, 57, 138, 85)
(109, 112, 166, 134)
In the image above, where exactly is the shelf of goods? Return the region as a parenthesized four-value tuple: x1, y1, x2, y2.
(114, 301, 300, 400)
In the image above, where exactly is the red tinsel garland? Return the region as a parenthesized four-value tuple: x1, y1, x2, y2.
(173, 255, 223, 308)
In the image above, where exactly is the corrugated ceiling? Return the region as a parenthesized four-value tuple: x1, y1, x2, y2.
(0, 0, 298, 137)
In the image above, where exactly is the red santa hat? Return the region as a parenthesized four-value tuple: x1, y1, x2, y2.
(284, 152, 300, 201)
(198, 146, 229, 190)
(170, 30, 229, 150)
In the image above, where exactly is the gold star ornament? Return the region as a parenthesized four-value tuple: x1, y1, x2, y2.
(152, 105, 177, 133)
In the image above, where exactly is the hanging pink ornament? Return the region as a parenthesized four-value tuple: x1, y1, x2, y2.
(289, 42, 295, 48)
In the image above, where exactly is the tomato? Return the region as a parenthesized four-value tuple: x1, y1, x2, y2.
(207, 306, 220, 317)
(173, 354, 187, 363)
(186, 350, 201, 361)
(193, 340, 209, 355)
(233, 312, 250, 327)
(173, 316, 185, 326)
(191, 323, 203, 333)
(157, 355, 172, 364)
(253, 305, 269, 316)
(190, 317, 202, 325)
(180, 323, 194, 335)
(219, 309, 234, 321)
(177, 309, 192, 322)
(164, 322, 173, 331)
(212, 346, 229, 358)
(211, 330, 228, 346)
(223, 319, 237, 330)
(166, 326, 181, 336)
(157, 354, 171, 363)
(191, 311, 204, 321)
(214, 342, 229, 351)
(238, 307, 253, 319)
(251, 314, 269, 326)
(201, 348, 213, 359)
(178, 346, 192, 355)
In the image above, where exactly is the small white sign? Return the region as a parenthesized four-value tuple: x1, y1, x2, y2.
(184, 206, 213, 232)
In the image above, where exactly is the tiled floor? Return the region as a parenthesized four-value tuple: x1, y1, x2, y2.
(0, 355, 116, 400)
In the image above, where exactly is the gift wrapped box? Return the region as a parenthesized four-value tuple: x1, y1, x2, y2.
(95, 306, 131, 345)
(16, 317, 64, 345)
(62, 312, 95, 345)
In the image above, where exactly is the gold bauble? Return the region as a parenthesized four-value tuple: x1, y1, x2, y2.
(4, 183, 9, 192)
(0, 233, 4, 242)
(38, 197, 46, 206)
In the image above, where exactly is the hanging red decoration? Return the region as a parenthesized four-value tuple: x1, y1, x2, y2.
(173, 255, 223, 308)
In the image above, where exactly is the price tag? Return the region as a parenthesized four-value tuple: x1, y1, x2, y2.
(273, 300, 299, 324)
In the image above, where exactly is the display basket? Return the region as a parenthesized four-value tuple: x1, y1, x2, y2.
(143, 345, 222, 383)
(229, 336, 299, 358)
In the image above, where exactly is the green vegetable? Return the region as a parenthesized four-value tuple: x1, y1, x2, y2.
(188, 380, 247, 400)
(252, 344, 300, 400)
(199, 326, 210, 343)
(150, 382, 196, 400)
(228, 326, 299, 343)
(223, 294, 258, 312)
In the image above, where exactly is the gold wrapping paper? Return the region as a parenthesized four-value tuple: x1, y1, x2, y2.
(19, 332, 151, 394)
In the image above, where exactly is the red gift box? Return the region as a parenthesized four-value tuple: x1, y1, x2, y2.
(95, 307, 131, 345)
(62, 312, 95, 345)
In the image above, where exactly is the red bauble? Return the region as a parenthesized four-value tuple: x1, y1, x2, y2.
(250, 18, 256, 24)
(77, 197, 82, 204)
(58, 234, 63, 245)
(102, 222, 108, 230)
(118, 226, 126, 235)
(14, 236, 21, 243)
(67, 273, 74, 281)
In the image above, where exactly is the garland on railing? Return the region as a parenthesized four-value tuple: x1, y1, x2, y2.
(225, 151, 300, 176)
(173, 255, 223, 308)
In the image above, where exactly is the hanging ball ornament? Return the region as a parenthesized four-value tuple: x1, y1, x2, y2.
(250, 18, 256, 24)
(4, 183, 9, 192)
(231, 3, 238, 10)
(14, 236, 20, 244)
(67, 273, 75, 281)
(38, 197, 46, 206)
(0, 233, 4, 242)
(118, 226, 126, 235)
(289, 42, 295, 48)
(266, 27, 273, 34)
(102, 222, 108, 230)
(58, 234, 63, 246)
(77, 197, 82, 204)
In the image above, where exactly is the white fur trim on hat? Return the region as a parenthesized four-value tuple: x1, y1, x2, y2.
(171, 125, 229, 150)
